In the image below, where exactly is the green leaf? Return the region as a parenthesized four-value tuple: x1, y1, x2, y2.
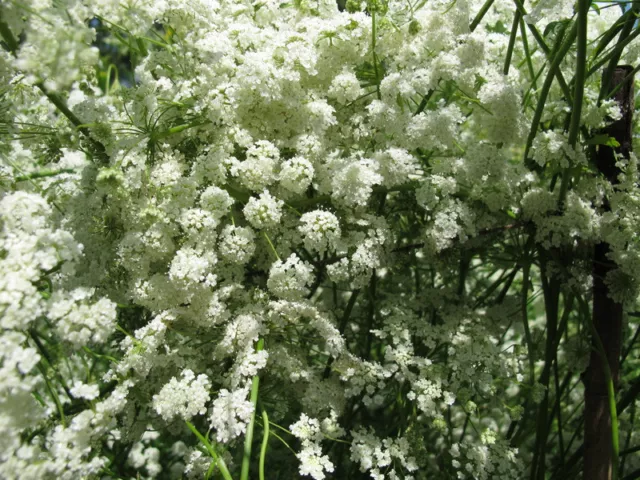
(585, 134, 620, 148)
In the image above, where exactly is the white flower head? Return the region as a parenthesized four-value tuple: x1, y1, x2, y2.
(218, 225, 256, 264)
(267, 253, 314, 300)
(331, 157, 382, 207)
(236, 140, 280, 191)
(243, 190, 284, 229)
(209, 386, 254, 443)
(297, 442, 335, 480)
(153, 370, 211, 422)
(48, 289, 117, 347)
(299, 210, 341, 254)
(199, 186, 234, 220)
(279, 156, 314, 195)
(169, 247, 217, 289)
(328, 69, 363, 105)
(70, 381, 100, 401)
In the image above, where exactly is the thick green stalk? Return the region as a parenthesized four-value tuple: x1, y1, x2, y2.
(504, 10, 522, 75)
(520, 16, 537, 90)
(557, 0, 589, 209)
(469, 0, 495, 32)
(599, 2, 640, 102)
(512, 0, 573, 102)
(37, 363, 66, 426)
(521, 261, 535, 384)
(588, 27, 640, 83)
(240, 338, 265, 480)
(36, 84, 84, 128)
(589, 320, 620, 480)
(185, 421, 234, 480)
(524, 21, 578, 161)
(589, 7, 634, 63)
(371, 7, 381, 101)
(598, 3, 638, 102)
(15, 168, 76, 182)
(606, 64, 640, 101)
(259, 410, 269, 480)
(530, 270, 561, 480)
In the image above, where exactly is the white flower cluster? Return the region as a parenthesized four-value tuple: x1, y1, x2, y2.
(234, 140, 280, 191)
(268, 253, 314, 300)
(290, 414, 335, 480)
(0, 0, 637, 478)
(48, 288, 117, 346)
(243, 190, 284, 229)
(209, 386, 254, 444)
(531, 130, 586, 169)
(350, 428, 418, 480)
(299, 210, 342, 254)
(280, 156, 314, 195)
(153, 370, 212, 422)
(450, 431, 523, 480)
(218, 225, 256, 264)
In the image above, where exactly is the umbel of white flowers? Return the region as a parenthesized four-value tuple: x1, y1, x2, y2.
(0, 0, 639, 479)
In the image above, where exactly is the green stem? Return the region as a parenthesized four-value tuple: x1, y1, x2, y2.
(553, 353, 565, 463)
(29, 329, 72, 398)
(531, 269, 561, 480)
(371, 7, 381, 101)
(469, 0, 495, 32)
(37, 363, 66, 427)
(512, 0, 573, 102)
(363, 271, 377, 359)
(323, 288, 359, 378)
(413, 89, 434, 116)
(524, 21, 578, 162)
(504, 10, 522, 76)
(259, 410, 269, 480)
(606, 63, 640, 101)
(589, 7, 634, 62)
(82, 346, 119, 364)
(620, 397, 636, 476)
(15, 168, 77, 182)
(587, 26, 640, 82)
(151, 121, 210, 140)
(599, 2, 640, 102)
(261, 426, 296, 455)
(185, 421, 234, 480)
(240, 338, 265, 480)
(520, 16, 537, 90)
(521, 260, 535, 384)
(0, 15, 106, 162)
(589, 315, 620, 480)
(36, 84, 83, 128)
(262, 232, 281, 261)
(557, 0, 589, 210)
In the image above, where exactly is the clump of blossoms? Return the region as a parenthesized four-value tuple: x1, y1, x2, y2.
(153, 370, 211, 422)
(1, 0, 640, 479)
